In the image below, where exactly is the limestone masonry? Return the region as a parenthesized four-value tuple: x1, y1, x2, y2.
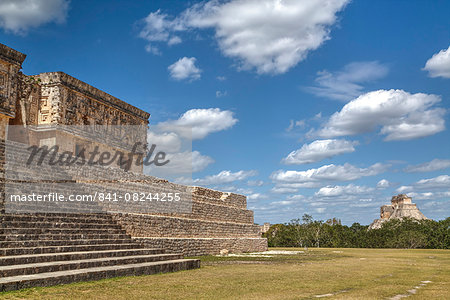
(0, 43, 267, 290)
(369, 194, 428, 229)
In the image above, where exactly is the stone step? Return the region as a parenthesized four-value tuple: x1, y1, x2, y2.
(0, 213, 113, 220)
(0, 248, 166, 266)
(0, 214, 117, 225)
(0, 259, 200, 292)
(4, 208, 106, 215)
(0, 227, 126, 235)
(0, 222, 122, 230)
(4, 200, 101, 208)
(0, 239, 135, 248)
(0, 233, 131, 241)
(0, 243, 144, 256)
(0, 253, 184, 277)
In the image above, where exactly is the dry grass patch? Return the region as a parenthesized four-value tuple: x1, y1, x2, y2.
(0, 248, 449, 299)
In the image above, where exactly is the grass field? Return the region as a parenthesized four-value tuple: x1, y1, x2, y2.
(1, 248, 449, 299)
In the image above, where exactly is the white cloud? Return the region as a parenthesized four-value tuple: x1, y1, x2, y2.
(189, 151, 214, 172)
(145, 128, 214, 176)
(147, 131, 182, 153)
(423, 45, 450, 78)
(407, 192, 436, 200)
(149, 151, 214, 175)
(415, 175, 450, 190)
(287, 195, 305, 201)
(248, 193, 268, 201)
(217, 76, 226, 81)
(271, 163, 388, 186)
(412, 191, 450, 201)
(318, 89, 445, 141)
(282, 139, 357, 165)
(0, 0, 69, 34)
(349, 201, 377, 208)
(404, 159, 450, 173)
(306, 61, 389, 101)
(270, 163, 389, 194)
(215, 90, 227, 98)
(185, 0, 349, 74)
(315, 184, 374, 197)
(168, 36, 182, 46)
(396, 185, 413, 194)
(271, 200, 296, 206)
(140, 0, 349, 74)
(183, 170, 258, 186)
(247, 180, 264, 187)
(376, 179, 391, 189)
(138, 9, 185, 54)
(396, 175, 450, 195)
(168, 57, 202, 81)
(221, 186, 254, 195)
(380, 109, 446, 141)
(273, 182, 323, 190)
(286, 119, 305, 132)
(147, 108, 238, 176)
(270, 187, 299, 194)
(157, 108, 238, 140)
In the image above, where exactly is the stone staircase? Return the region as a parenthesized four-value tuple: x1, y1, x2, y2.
(0, 213, 200, 292)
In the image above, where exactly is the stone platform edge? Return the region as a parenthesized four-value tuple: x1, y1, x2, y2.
(135, 237, 268, 256)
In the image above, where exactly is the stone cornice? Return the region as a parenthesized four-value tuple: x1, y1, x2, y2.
(37, 72, 150, 122)
(0, 43, 26, 66)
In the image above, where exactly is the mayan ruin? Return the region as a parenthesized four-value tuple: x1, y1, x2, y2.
(369, 194, 428, 229)
(0, 42, 267, 291)
(1, 1, 449, 298)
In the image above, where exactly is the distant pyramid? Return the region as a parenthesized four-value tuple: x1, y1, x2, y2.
(369, 194, 428, 229)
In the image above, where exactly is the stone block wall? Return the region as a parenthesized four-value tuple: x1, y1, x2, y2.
(112, 213, 261, 238)
(136, 237, 268, 256)
(0, 43, 26, 118)
(0, 116, 8, 140)
(0, 140, 268, 255)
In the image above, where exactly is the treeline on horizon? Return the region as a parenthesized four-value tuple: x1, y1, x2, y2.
(263, 214, 450, 249)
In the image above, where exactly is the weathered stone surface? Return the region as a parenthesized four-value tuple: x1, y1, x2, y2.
(0, 44, 26, 66)
(136, 237, 268, 256)
(36, 72, 150, 124)
(369, 194, 428, 229)
(0, 115, 8, 141)
(0, 44, 25, 118)
(1, 139, 267, 255)
(0, 212, 200, 291)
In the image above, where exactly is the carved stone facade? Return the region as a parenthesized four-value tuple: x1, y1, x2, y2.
(0, 43, 149, 172)
(0, 43, 27, 141)
(0, 43, 26, 119)
(35, 72, 149, 126)
(369, 194, 428, 229)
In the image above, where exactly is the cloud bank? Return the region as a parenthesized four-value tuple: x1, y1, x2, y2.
(423, 45, 450, 78)
(306, 61, 389, 101)
(282, 139, 357, 165)
(168, 57, 202, 81)
(0, 0, 69, 34)
(318, 89, 445, 141)
(139, 0, 349, 74)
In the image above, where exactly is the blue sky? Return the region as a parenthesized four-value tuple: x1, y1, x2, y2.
(1, 0, 449, 225)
